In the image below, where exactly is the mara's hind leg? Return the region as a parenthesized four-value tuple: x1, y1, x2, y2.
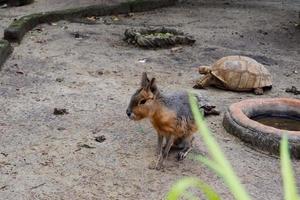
(254, 88, 264, 95)
(193, 74, 212, 89)
(177, 136, 194, 161)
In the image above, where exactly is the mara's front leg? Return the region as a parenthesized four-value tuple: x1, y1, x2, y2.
(155, 135, 174, 170)
(156, 134, 164, 155)
(162, 135, 174, 158)
(149, 134, 165, 170)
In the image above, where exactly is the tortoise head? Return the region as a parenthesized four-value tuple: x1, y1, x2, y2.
(198, 66, 211, 74)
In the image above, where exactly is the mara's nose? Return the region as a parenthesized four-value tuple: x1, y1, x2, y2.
(126, 109, 131, 117)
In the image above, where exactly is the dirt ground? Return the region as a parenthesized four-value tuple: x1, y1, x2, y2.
(0, 0, 300, 199)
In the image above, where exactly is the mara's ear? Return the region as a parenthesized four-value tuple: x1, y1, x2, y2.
(141, 72, 149, 88)
(146, 78, 158, 94)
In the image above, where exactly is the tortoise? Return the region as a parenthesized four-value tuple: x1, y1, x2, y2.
(193, 55, 272, 95)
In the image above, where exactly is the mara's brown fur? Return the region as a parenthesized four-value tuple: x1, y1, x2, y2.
(150, 106, 197, 138)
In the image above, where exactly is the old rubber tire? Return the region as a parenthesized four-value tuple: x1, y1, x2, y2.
(223, 98, 300, 158)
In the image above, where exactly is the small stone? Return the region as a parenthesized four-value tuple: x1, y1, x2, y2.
(53, 108, 69, 115)
(97, 71, 104, 75)
(1, 152, 8, 157)
(35, 27, 43, 32)
(285, 86, 300, 95)
(74, 32, 80, 38)
(111, 16, 119, 21)
(126, 13, 134, 17)
(95, 135, 106, 143)
(171, 47, 183, 53)
(78, 144, 95, 149)
(87, 16, 97, 21)
(0, 185, 7, 190)
(16, 71, 24, 75)
(138, 58, 147, 63)
(258, 29, 268, 35)
(56, 78, 64, 82)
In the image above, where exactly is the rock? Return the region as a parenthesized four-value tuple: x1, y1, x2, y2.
(55, 77, 64, 82)
(170, 46, 183, 53)
(95, 135, 106, 143)
(78, 144, 95, 149)
(57, 127, 66, 131)
(53, 108, 69, 115)
(285, 86, 300, 95)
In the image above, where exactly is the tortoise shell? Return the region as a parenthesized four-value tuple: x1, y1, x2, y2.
(210, 56, 272, 90)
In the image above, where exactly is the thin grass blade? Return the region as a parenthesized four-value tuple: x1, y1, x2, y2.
(166, 177, 221, 200)
(189, 93, 251, 200)
(280, 135, 299, 200)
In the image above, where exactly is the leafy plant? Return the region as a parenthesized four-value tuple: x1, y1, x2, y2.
(166, 93, 299, 200)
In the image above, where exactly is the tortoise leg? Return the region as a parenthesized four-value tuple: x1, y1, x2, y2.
(193, 74, 212, 89)
(254, 88, 264, 95)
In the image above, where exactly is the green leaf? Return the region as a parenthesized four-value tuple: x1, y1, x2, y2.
(188, 93, 251, 200)
(280, 135, 299, 200)
(166, 177, 221, 200)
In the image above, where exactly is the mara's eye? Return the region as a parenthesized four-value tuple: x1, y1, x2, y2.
(140, 99, 147, 105)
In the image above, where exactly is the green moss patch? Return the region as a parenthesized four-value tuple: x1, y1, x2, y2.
(0, 40, 13, 68)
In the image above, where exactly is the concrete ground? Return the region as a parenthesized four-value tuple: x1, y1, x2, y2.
(0, 0, 300, 199)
